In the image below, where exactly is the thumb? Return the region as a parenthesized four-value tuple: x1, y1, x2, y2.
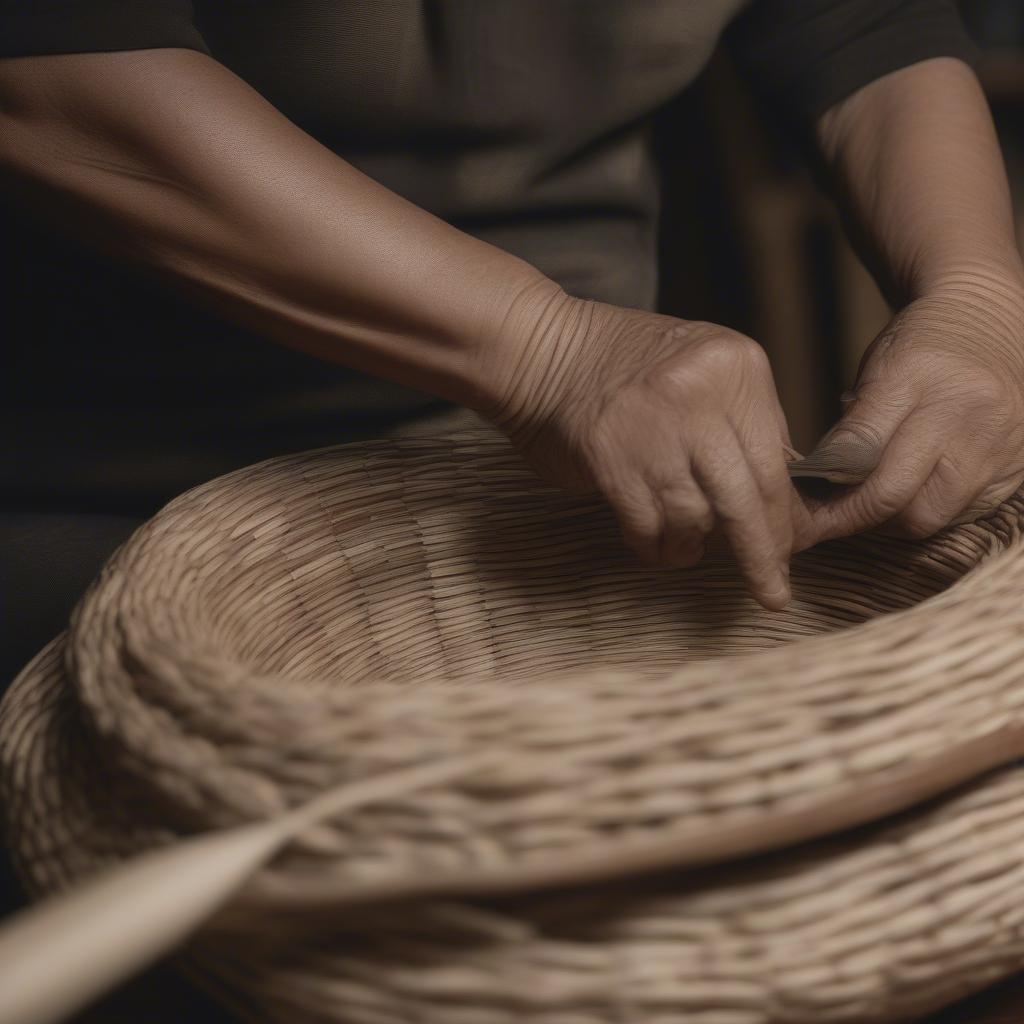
(797, 380, 931, 544)
(789, 383, 910, 486)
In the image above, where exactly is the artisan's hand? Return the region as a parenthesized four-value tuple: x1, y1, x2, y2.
(804, 279, 1024, 543)
(0, 47, 805, 606)
(483, 292, 805, 609)
(807, 59, 1024, 543)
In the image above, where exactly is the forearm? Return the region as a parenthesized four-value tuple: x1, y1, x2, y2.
(802, 56, 1024, 544)
(0, 48, 560, 412)
(0, 47, 805, 597)
(816, 57, 1024, 318)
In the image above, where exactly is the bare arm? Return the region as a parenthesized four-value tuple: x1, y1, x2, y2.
(817, 56, 1022, 313)
(0, 48, 555, 412)
(804, 57, 1024, 541)
(0, 47, 800, 607)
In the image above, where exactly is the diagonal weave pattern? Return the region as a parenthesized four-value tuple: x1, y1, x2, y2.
(3, 430, 1024, 1022)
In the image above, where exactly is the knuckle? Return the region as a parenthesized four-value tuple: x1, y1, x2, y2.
(898, 502, 948, 539)
(665, 512, 713, 541)
(740, 337, 773, 374)
(614, 501, 659, 541)
(693, 504, 715, 534)
(931, 454, 975, 496)
(659, 488, 714, 534)
(966, 369, 1014, 407)
(656, 329, 773, 407)
(607, 486, 658, 528)
(854, 484, 905, 524)
(709, 484, 766, 528)
(686, 328, 769, 377)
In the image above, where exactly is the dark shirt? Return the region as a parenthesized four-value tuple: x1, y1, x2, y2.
(0, 1, 977, 512)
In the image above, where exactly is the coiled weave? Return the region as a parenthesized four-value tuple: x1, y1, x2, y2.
(3, 431, 1024, 1022)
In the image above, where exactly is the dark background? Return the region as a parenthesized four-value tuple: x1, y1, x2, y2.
(655, 0, 1024, 454)
(3, 1, 1024, 1021)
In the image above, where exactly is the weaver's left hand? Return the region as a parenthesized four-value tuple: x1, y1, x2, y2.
(801, 281, 1024, 545)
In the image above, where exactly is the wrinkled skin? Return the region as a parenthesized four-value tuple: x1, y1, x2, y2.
(491, 56, 1024, 603)
(804, 57, 1024, 550)
(804, 286, 1024, 542)
(487, 280, 1024, 611)
(5, 52, 1024, 611)
(487, 296, 812, 611)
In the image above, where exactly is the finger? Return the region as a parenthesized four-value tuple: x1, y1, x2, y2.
(734, 399, 796, 568)
(809, 407, 951, 542)
(764, 383, 818, 557)
(657, 477, 714, 568)
(789, 490, 822, 555)
(801, 380, 914, 484)
(719, 355, 794, 567)
(603, 475, 664, 565)
(692, 432, 790, 610)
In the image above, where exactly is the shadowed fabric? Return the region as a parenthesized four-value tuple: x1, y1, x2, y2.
(3, 430, 1024, 1023)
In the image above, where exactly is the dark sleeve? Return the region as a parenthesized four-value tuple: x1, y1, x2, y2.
(0, 0, 209, 58)
(725, 0, 979, 124)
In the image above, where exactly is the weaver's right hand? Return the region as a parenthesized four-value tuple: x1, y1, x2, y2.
(479, 287, 810, 610)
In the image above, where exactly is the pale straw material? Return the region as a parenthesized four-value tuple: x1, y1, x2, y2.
(3, 430, 1024, 1023)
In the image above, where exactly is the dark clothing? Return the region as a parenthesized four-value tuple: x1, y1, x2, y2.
(0, 4, 986, 1013)
(0, 0, 977, 513)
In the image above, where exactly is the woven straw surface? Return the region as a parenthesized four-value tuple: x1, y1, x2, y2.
(3, 430, 1024, 1022)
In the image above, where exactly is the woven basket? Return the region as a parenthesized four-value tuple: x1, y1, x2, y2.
(3, 430, 1024, 1023)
